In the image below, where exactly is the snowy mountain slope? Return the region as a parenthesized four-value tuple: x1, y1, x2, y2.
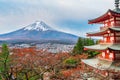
(0, 21, 78, 44)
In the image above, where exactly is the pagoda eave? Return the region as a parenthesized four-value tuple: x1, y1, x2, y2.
(84, 44, 120, 51)
(87, 27, 120, 37)
(84, 44, 110, 51)
(108, 44, 120, 51)
(87, 31, 107, 37)
(82, 58, 120, 71)
(89, 9, 120, 24)
(87, 29, 107, 37)
(110, 27, 120, 32)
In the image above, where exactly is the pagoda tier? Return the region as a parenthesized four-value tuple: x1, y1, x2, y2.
(84, 44, 120, 61)
(87, 27, 120, 44)
(89, 9, 120, 24)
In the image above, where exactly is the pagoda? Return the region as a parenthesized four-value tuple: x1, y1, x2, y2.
(82, 0, 120, 78)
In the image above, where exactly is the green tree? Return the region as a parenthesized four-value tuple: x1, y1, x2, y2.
(84, 38, 95, 46)
(64, 58, 77, 65)
(0, 44, 11, 80)
(72, 37, 99, 57)
(84, 39, 99, 58)
(72, 37, 84, 55)
(63, 57, 78, 68)
(95, 40, 99, 44)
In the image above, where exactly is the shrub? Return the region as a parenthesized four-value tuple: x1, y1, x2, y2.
(63, 57, 78, 68)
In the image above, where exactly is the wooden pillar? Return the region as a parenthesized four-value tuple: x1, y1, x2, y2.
(115, 16, 116, 26)
(114, 31, 116, 43)
(113, 51, 115, 61)
(25, 73, 29, 80)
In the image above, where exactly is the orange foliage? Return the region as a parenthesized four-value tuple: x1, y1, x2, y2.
(10, 47, 71, 73)
(61, 67, 81, 77)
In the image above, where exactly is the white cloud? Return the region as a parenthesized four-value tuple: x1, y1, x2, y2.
(0, 0, 116, 36)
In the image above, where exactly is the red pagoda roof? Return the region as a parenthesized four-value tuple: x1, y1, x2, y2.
(87, 29, 107, 36)
(89, 9, 120, 24)
(87, 27, 120, 36)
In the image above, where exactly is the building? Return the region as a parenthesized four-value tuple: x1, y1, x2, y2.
(82, 0, 120, 78)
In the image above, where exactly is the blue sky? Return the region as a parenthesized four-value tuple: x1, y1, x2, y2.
(0, 0, 115, 37)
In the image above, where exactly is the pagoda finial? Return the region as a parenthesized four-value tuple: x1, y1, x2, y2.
(115, 0, 119, 9)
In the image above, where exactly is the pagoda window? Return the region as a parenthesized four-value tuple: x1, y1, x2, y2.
(116, 21, 120, 23)
(116, 17, 120, 20)
(107, 30, 110, 33)
(116, 37, 120, 40)
(114, 51, 119, 54)
(110, 18, 114, 21)
(107, 50, 109, 53)
(116, 32, 120, 36)
(109, 33, 114, 36)
(115, 37, 120, 43)
(104, 37, 107, 42)
(109, 53, 114, 60)
(102, 52, 105, 58)
(115, 53, 120, 60)
(115, 21, 120, 26)
(110, 37, 114, 42)
(111, 21, 114, 26)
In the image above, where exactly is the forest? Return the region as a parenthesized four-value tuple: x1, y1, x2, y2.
(1, 38, 116, 80)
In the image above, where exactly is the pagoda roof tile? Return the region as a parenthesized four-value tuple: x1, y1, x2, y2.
(82, 58, 112, 70)
(109, 44, 120, 50)
(87, 29, 107, 36)
(87, 27, 120, 36)
(82, 58, 120, 71)
(84, 44, 120, 51)
(110, 27, 120, 31)
(84, 44, 111, 50)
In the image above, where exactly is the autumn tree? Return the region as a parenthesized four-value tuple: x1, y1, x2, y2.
(10, 48, 70, 80)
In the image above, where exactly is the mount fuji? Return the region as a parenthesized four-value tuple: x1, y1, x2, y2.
(0, 21, 78, 44)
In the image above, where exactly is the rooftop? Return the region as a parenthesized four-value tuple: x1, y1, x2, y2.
(87, 27, 120, 36)
(82, 58, 120, 71)
(84, 44, 120, 51)
(88, 9, 120, 24)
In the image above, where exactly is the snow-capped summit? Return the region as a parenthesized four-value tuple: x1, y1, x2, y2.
(24, 21, 53, 31)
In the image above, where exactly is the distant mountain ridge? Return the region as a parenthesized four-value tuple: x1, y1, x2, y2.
(0, 21, 79, 44)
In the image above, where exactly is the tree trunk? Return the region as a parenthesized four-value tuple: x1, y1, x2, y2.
(25, 73, 29, 80)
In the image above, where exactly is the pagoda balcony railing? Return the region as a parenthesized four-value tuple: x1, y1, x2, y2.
(100, 40, 120, 44)
(100, 26, 108, 31)
(100, 25, 115, 31)
(116, 40, 120, 43)
(97, 54, 113, 61)
(99, 40, 114, 44)
(115, 24, 120, 27)
(115, 54, 120, 60)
